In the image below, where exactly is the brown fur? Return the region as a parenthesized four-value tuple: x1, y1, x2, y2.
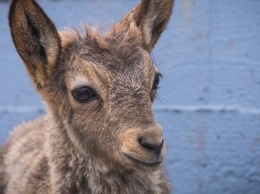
(0, 0, 174, 193)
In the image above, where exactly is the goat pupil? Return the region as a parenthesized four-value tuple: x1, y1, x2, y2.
(72, 86, 96, 103)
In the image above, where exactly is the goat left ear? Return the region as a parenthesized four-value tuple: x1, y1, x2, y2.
(9, 0, 61, 91)
(121, 0, 174, 52)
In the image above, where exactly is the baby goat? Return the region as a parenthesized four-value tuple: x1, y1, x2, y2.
(0, 0, 174, 193)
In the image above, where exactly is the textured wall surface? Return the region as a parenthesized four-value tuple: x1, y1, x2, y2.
(0, 0, 260, 194)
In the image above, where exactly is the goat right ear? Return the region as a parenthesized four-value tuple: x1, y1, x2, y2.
(9, 0, 61, 91)
(118, 0, 173, 52)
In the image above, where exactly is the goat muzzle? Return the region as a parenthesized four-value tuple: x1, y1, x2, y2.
(120, 124, 166, 169)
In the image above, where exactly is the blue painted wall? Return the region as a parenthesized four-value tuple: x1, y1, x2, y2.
(0, 0, 259, 193)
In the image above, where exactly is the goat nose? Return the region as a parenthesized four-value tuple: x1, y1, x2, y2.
(139, 138, 164, 157)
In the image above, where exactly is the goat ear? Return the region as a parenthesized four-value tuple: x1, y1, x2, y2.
(9, 0, 61, 91)
(121, 0, 173, 52)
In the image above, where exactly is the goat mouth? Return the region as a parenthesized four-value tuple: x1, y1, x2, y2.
(123, 153, 162, 168)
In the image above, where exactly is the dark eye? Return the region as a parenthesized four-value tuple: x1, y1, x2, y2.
(71, 86, 98, 103)
(152, 74, 161, 90)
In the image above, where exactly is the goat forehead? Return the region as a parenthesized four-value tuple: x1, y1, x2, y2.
(60, 28, 158, 93)
(60, 25, 155, 72)
(64, 44, 154, 80)
(61, 27, 153, 69)
(78, 44, 148, 71)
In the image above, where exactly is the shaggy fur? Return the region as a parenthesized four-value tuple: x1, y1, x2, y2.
(0, 0, 174, 193)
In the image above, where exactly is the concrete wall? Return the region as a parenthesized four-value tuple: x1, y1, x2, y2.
(0, 0, 259, 193)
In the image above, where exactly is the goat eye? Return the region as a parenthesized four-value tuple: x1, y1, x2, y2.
(71, 86, 98, 103)
(152, 74, 161, 90)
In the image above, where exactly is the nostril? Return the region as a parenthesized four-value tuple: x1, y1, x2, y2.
(138, 138, 164, 156)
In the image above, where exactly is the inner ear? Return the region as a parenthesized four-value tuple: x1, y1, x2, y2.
(135, 0, 157, 47)
(25, 12, 48, 63)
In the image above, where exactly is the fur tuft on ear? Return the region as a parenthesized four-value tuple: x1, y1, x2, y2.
(9, 0, 61, 91)
(120, 0, 174, 52)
